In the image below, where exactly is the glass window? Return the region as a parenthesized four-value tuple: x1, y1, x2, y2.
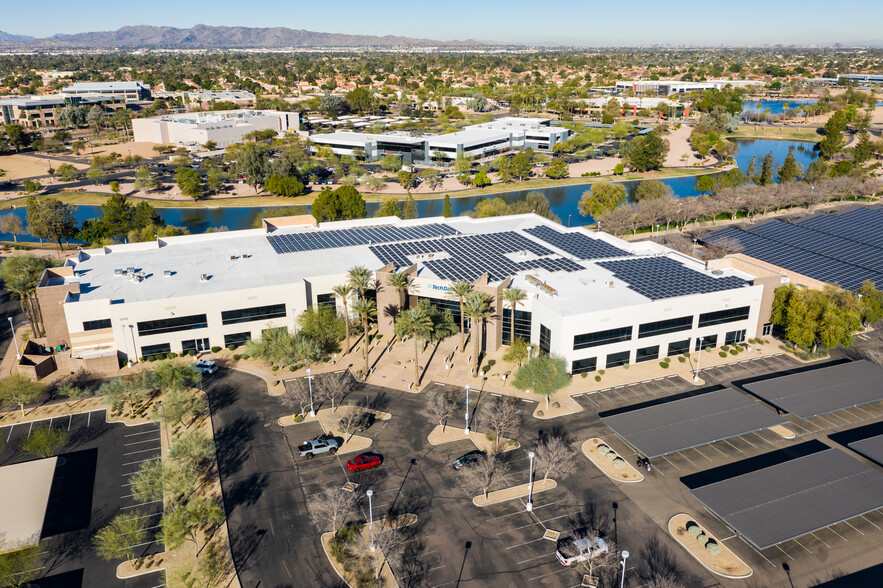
(638, 316, 693, 338)
(418, 296, 461, 327)
(698, 306, 750, 328)
(605, 350, 631, 368)
(574, 326, 633, 350)
(141, 343, 170, 358)
(502, 309, 532, 345)
(725, 330, 746, 345)
(221, 304, 286, 325)
(316, 294, 335, 309)
(762, 323, 772, 336)
(636, 345, 659, 363)
(695, 335, 717, 351)
(571, 357, 597, 374)
(539, 324, 551, 354)
(83, 318, 112, 331)
(137, 314, 207, 336)
(666, 339, 691, 357)
(224, 332, 251, 347)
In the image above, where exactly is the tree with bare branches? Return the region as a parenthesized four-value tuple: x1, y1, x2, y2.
(460, 453, 510, 499)
(354, 524, 405, 581)
(596, 204, 632, 236)
(317, 372, 353, 412)
(420, 389, 459, 430)
(479, 396, 521, 450)
(576, 534, 620, 588)
(280, 378, 312, 416)
(535, 434, 577, 481)
(703, 236, 743, 259)
(307, 488, 359, 533)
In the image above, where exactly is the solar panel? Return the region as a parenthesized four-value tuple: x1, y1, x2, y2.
(524, 225, 630, 260)
(267, 223, 460, 254)
(596, 257, 748, 300)
(848, 433, 883, 467)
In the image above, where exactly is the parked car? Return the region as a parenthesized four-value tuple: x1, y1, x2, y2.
(346, 453, 382, 472)
(555, 537, 609, 566)
(452, 450, 487, 470)
(194, 360, 218, 375)
(297, 434, 339, 459)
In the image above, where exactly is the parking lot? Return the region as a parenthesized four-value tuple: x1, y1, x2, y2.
(0, 409, 165, 588)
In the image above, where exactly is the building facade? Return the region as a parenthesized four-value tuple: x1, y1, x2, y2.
(61, 81, 152, 101)
(132, 109, 301, 147)
(38, 214, 767, 373)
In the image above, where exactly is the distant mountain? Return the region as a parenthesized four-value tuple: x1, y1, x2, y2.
(0, 30, 34, 42)
(0, 24, 481, 48)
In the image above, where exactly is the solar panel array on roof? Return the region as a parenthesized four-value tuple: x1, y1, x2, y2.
(266, 223, 460, 254)
(596, 257, 747, 300)
(524, 225, 630, 259)
(600, 388, 786, 458)
(690, 448, 883, 549)
(703, 207, 883, 291)
(742, 360, 883, 419)
(370, 231, 583, 282)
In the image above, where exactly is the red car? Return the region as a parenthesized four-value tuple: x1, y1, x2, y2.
(346, 453, 381, 472)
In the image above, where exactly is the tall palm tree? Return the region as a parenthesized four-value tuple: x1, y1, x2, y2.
(501, 287, 527, 347)
(462, 291, 493, 374)
(347, 266, 372, 300)
(352, 297, 377, 378)
(332, 283, 354, 354)
(386, 270, 414, 312)
(396, 307, 433, 386)
(446, 280, 474, 349)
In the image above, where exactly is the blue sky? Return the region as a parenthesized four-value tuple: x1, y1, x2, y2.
(5, 0, 882, 45)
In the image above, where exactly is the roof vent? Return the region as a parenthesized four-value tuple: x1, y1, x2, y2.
(114, 268, 124, 276)
(163, 270, 173, 278)
(230, 255, 238, 261)
(127, 266, 135, 273)
(200, 274, 210, 282)
(712, 269, 724, 276)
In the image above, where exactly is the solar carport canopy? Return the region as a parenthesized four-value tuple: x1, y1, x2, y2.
(690, 448, 883, 550)
(849, 433, 883, 466)
(742, 360, 883, 419)
(600, 388, 786, 458)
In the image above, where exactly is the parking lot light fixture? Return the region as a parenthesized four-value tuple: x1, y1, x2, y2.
(464, 385, 470, 435)
(620, 550, 630, 588)
(366, 489, 375, 551)
(694, 337, 704, 382)
(526, 451, 535, 511)
(8, 317, 21, 360)
(306, 367, 315, 417)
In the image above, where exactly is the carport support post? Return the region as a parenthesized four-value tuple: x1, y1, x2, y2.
(464, 385, 470, 435)
(526, 451, 535, 511)
(306, 367, 315, 417)
(8, 317, 21, 359)
(367, 489, 375, 551)
(693, 337, 704, 382)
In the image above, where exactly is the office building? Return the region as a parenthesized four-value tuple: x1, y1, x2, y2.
(131, 109, 301, 147)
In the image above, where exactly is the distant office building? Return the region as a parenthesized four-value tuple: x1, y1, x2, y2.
(837, 74, 883, 84)
(186, 89, 256, 110)
(615, 79, 763, 96)
(132, 109, 301, 147)
(61, 81, 152, 101)
(0, 95, 112, 127)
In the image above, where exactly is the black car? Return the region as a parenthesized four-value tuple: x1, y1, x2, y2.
(452, 450, 487, 470)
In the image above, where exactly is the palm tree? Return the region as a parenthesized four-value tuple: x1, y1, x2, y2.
(501, 287, 527, 346)
(347, 266, 372, 300)
(396, 307, 433, 386)
(386, 270, 414, 312)
(332, 283, 354, 354)
(462, 291, 493, 374)
(352, 297, 377, 378)
(446, 280, 474, 349)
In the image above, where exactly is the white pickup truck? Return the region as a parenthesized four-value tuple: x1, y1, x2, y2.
(297, 434, 340, 459)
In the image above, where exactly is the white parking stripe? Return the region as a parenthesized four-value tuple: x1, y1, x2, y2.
(124, 447, 162, 456)
(125, 428, 161, 437)
(124, 437, 161, 446)
(122, 500, 162, 510)
(122, 456, 161, 467)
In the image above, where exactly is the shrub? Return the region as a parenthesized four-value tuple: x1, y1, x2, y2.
(623, 363, 630, 370)
(613, 458, 625, 469)
(581, 372, 588, 378)
(271, 365, 279, 371)
(706, 541, 721, 555)
(595, 375, 602, 382)
(233, 354, 241, 361)
(227, 344, 236, 351)
(188, 349, 196, 356)
(485, 431, 496, 441)
(481, 364, 492, 375)
(211, 346, 221, 353)
(687, 524, 702, 538)
(598, 369, 605, 375)
(487, 359, 496, 368)
(660, 361, 669, 368)
(696, 533, 709, 546)
(166, 353, 175, 360)
(678, 356, 687, 363)
(721, 345, 730, 351)
(293, 415, 304, 423)
(536, 410, 544, 417)
(552, 401, 560, 408)
(605, 451, 616, 462)
(597, 445, 609, 453)
(719, 351, 728, 357)
(729, 349, 738, 355)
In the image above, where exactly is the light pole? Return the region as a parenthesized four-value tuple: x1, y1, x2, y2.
(692, 238, 698, 256)
(306, 367, 315, 417)
(858, 293, 867, 331)
(694, 337, 704, 382)
(526, 345, 532, 361)
(620, 550, 630, 588)
(8, 317, 21, 359)
(366, 489, 375, 551)
(526, 450, 535, 511)
(464, 384, 470, 435)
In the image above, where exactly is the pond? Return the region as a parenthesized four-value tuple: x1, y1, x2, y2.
(0, 138, 819, 242)
(741, 99, 817, 115)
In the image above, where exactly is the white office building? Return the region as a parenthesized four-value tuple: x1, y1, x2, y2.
(37, 214, 770, 373)
(132, 109, 301, 147)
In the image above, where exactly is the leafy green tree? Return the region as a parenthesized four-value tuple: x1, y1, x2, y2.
(244, 327, 322, 370)
(311, 188, 341, 222)
(376, 198, 402, 218)
(777, 148, 803, 183)
(578, 182, 627, 219)
(22, 179, 42, 194)
(817, 110, 848, 159)
(442, 194, 453, 217)
(99, 374, 152, 416)
(0, 213, 25, 242)
(133, 165, 163, 191)
(632, 180, 671, 202)
(380, 154, 403, 172)
(264, 175, 304, 196)
(4, 124, 33, 151)
(387, 270, 414, 312)
(19, 424, 68, 458)
(150, 359, 201, 392)
(454, 153, 473, 173)
(512, 354, 571, 410)
(544, 159, 569, 179)
(473, 169, 491, 187)
(132, 458, 200, 506)
(497, 150, 533, 182)
(857, 281, 883, 326)
(297, 305, 345, 352)
(758, 152, 776, 186)
(398, 171, 417, 189)
(0, 545, 42, 588)
(334, 185, 367, 219)
(503, 337, 530, 367)
(804, 159, 829, 184)
(625, 133, 669, 171)
(161, 387, 207, 428)
(86, 168, 106, 185)
(169, 430, 215, 472)
(402, 194, 418, 219)
(160, 497, 224, 551)
(237, 143, 270, 193)
(94, 511, 147, 565)
(57, 163, 78, 181)
(395, 307, 434, 386)
(176, 166, 204, 199)
(346, 87, 374, 114)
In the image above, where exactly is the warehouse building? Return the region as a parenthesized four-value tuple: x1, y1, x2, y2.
(132, 109, 301, 147)
(37, 214, 766, 372)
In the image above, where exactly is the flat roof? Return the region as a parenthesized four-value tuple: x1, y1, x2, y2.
(690, 447, 883, 550)
(600, 388, 786, 458)
(63, 81, 148, 91)
(742, 360, 883, 419)
(849, 434, 883, 466)
(0, 458, 57, 552)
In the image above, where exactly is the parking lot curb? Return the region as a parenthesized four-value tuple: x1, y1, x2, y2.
(472, 479, 557, 506)
(667, 514, 753, 579)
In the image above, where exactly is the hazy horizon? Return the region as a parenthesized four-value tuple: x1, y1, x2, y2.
(3, 0, 882, 46)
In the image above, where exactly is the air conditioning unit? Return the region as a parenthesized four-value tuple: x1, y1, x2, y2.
(200, 274, 209, 282)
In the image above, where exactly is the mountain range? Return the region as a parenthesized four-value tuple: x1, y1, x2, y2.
(0, 25, 481, 48)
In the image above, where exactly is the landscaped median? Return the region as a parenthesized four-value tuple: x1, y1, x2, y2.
(320, 514, 417, 588)
(472, 479, 557, 506)
(581, 438, 644, 483)
(279, 405, 391, 455)
(668, 514, 752, 579)
(427, 424, 520, 453)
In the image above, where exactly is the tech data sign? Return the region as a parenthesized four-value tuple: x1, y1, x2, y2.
(417, 282, 450, 297)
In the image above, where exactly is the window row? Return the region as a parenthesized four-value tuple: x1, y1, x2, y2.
(221, 303, 287, 325)
(573, 326, 632, 350)
(83, 318, 112, 331)
(698, 306, 750, 328)
(638, 315, 693, 339)
(502, 309, 533, 345)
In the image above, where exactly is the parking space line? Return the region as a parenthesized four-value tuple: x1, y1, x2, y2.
(122, 500, 162, 510)
(792, 537, 813, 555)
(505, 537, 546, 550)
(125, 428, 160, 437)
(124, 437, 162, 446)
(774, 544, 795, 561)
(810, 532, 831, 548)
(123, 447, 161, 456)
(691, 446, 713, 462)
(843, 520, 864, 536)
(122, 456, 161, 467)
(516, 552, 555, 566)
(861, 515, 881, 530)
(661, 455, 681, 471)
(5, 425, 12, 442)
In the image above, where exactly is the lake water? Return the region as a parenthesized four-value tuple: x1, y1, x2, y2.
(0, 138, 818, 242)
(741, 100, 817, 115)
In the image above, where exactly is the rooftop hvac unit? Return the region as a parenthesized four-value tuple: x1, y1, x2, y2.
(114, 268, 124, 276)
(712, 269, 724, 276)
(230, 255, 238, 261)
(126, 266, 135, 273)
(163, 270, 172, 278)
(200, 274, 209, 282)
